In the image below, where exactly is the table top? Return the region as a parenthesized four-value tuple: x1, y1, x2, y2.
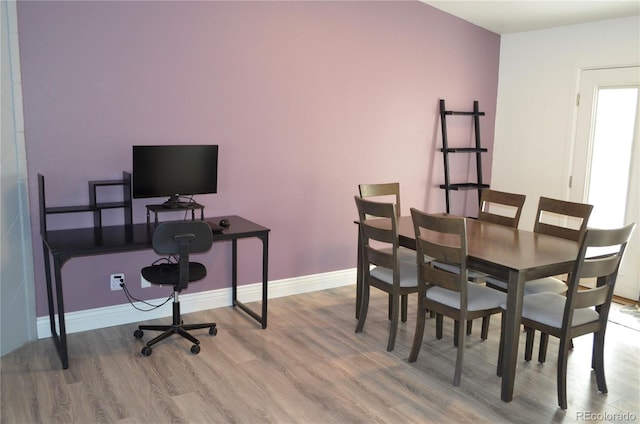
(391, 216, 579, 282)
(43, 215, 270, 262)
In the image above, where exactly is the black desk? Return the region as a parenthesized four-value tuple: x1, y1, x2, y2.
(41, 215, 270, 369)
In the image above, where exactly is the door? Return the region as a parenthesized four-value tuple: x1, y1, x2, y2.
(570, 66, 639, 300)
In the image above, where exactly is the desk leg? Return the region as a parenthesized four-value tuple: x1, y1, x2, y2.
(500, 270, 525, 402)
(43, 241, 69, 369)
(231, 234, 269, 329)
(356, 229, 363, 319)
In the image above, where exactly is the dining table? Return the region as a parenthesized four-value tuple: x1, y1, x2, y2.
(356, 215, 580, 402)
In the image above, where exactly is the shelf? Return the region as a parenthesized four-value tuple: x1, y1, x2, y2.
(39, 172, 133, 235)
(444, 111, 486, 116)
(45, 205, 94, 214)
(440, 147, 488, 153)
(89, 179, 128, 186)
(45, 202, 130, 215)
(439, 99, 488, 213)
(439, 183, 490, 191)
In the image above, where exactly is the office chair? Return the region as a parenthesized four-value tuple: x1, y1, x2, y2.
(134, 220, 217, 356)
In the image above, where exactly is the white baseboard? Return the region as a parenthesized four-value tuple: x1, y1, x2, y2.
(36, 268, 356, 339)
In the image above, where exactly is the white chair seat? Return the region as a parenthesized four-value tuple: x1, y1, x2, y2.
(370, 260, 419, 288)
(484, 275, 567, 295)
(426, 283, 506, 311)
(501, 292, 599, 329)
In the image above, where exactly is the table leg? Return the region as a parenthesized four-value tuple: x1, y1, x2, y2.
(356, 229, 363, 319)
(501, 270, 525, 402)
(232, 239, 238, 306)
(43, 241, 69, 369)
(261, 234, 268, 328)
(231, 234, 269, 329)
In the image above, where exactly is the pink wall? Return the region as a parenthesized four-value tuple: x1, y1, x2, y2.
(18, 1, 500, 316)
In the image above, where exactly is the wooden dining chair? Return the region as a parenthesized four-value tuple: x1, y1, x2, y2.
(358, 183, 415, 323)
(438, 188, 526, 337)
(497, 222, 635, 409)
(354, 196, 420, 352)
(408, 209, 506, 386)
(484, 196, 593, 295)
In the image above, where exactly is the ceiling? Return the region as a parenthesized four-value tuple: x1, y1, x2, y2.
(420, 1, 640, 34)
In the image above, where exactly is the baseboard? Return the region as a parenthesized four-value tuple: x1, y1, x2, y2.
(36, 268, 356, 339)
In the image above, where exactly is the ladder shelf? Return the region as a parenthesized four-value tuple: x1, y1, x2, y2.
(438, 99, 489, 213)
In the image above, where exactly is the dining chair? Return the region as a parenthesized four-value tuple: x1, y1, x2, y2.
(354, 196, 420, 352)
(484, 196, 593, 295)
(436, 188, 526, 337)
(358, 183, 415, 323)
(497, 222, 635, 409)
(408, 208, 506, 386)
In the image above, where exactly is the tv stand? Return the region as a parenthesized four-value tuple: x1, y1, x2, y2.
(146, 202, 204, 225)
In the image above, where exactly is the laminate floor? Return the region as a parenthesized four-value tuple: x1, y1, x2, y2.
(2, 285, 639, 423)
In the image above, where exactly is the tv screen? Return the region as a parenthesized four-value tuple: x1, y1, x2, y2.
(132, 145, 218, 206)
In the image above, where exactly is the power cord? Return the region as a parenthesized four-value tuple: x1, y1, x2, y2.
(120, 282, 174, 312)
(120, 255, 178, 311)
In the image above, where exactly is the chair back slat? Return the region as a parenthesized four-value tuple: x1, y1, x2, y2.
(573, 284, 609, 309)
(421, 239, 462, 265)
(367, 246, 394, 269)
(477, 189, 526, 228)
(424, 266, 463, 292)
(365, 223, 396, 245)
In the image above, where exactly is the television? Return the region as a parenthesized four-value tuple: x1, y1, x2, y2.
(132, 145, 218, 207)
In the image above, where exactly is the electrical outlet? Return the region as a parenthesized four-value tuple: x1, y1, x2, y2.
(110, 273, 124, 291)
(141, 274, 151, 288)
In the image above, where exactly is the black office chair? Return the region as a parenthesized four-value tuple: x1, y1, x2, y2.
(134, 220, 217, 356)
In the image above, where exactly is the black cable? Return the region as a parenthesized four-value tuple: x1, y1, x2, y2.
(120, 281, 174, 312)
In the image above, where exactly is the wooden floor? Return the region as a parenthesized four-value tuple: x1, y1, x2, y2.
(2, 285, 639, 423)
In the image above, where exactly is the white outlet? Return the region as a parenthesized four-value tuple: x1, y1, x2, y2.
(141, 274, 151, 288)
(110, 273, 124, 291)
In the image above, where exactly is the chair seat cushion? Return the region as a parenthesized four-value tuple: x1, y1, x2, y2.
(426, 283, 506, 311)
(522, 277, 567, 295)
(484, 276, 567, 295)
(370, 260, 418, 288)
(502, 292, 600, 329)
(141, 262, 207, 286)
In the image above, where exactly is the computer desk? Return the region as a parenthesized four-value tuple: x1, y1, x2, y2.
(41, 215, 270, 369)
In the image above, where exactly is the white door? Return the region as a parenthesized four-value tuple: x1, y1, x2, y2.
(570, 66, 639, 300)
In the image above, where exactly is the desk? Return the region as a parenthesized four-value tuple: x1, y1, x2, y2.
(356, 216, 579, 402)
(41, 215, 270, 369)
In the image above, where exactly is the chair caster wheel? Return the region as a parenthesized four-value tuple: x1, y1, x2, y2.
(141, 346, 152, 356)
(191, 344, 201, 354)
(209, 326, 217, 336)
(134, 329, 144, 339)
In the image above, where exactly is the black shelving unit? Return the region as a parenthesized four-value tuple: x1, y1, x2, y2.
(439, 99, 489, 213)
(38, 172, 133, 235)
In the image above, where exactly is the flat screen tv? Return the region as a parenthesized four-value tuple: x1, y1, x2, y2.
(132, 145, 218, 207)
